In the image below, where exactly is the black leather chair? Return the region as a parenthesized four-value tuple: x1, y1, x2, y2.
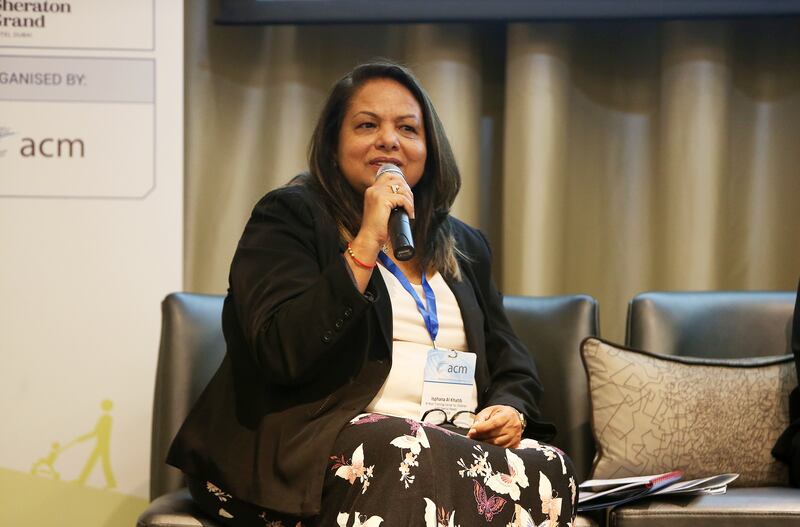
(608, 291, 800, 527)
(626, 291, 795, 359)
(137, 292, 600, 527)
(504, 294, 599, 482)
(138, 293, 226, 527)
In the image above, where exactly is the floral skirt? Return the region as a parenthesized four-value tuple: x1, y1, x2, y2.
(187, 413, 578, 527)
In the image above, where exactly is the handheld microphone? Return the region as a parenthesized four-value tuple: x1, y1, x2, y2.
(375, 163, 415, 261)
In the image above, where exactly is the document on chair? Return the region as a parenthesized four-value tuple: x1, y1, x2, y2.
(651, 473, 740, 496)
(578, 471, 739, 511)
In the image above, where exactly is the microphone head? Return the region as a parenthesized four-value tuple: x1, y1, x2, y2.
(375, 163, 404, 180)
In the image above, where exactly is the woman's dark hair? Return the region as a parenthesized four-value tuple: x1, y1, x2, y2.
(307, 59, 463, 278)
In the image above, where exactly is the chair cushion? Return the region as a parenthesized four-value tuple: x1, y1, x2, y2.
(137, 488, 225, 527)
(610, 487, 800, 527)
(581, 337, 793, 485)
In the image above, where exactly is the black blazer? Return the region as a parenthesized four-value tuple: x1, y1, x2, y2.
(167, 182, 555, 516)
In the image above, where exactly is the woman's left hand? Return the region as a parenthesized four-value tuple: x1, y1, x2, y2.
(466, 405, 524, 448)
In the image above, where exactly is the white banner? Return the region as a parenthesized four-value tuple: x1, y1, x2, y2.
(0, 1, 182, 525)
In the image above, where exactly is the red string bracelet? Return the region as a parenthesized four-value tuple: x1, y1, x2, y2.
(346, 242, 376, 269)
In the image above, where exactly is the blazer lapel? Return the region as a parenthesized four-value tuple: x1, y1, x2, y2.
(443, 272, 485, 357)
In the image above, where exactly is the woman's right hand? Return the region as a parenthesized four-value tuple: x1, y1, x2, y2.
(346, 171, 414, 290)
(467, 405, 524, 448)
(357, 170, 415, 250)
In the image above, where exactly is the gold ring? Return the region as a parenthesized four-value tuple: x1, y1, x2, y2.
(391, 184, 400, 194)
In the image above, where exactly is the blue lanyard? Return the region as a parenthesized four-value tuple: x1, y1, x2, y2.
(377, 251, 439, 345)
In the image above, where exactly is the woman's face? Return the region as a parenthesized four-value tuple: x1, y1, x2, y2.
(337, 78, 427, 193)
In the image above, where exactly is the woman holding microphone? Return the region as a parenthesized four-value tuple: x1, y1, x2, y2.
(168, 60, 576, 526)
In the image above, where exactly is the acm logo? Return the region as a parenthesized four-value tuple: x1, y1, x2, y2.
(437, 362, 469, 375)
(0, 128, 84, 158)
(20, 136, 85, 158)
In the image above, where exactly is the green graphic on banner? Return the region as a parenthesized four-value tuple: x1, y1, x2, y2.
(9, 399, 143, 526)
(0, 467, 146, 527)
(74, 399, 117, 488)
(30, 442, 64, 480)
(30, 399, 117, 488)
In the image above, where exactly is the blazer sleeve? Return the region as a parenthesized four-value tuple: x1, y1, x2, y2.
(228, 186, 375, 386)
(469, 227, 556, 440)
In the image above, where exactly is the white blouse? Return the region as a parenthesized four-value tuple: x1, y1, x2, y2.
(365, 263, 479, 419)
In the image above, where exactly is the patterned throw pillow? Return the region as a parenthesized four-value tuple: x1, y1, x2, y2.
(581, 337, 794, 486)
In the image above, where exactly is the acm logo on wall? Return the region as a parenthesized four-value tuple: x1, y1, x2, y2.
(0, 105, 155, 198)
(21, 135, 85, 157)
(0, 125, 85, 158)
(0, 120, 101, 198)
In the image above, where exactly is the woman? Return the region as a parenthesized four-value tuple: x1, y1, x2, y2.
(168, 61, 577, 526)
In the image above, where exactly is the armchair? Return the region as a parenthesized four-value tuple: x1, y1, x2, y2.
(137, 292, 600, 526)
(138, 292, 226, 527)
(605, 291, 800, 527)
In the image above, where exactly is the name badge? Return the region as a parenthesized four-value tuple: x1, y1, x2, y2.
(420, 348, 477, 418)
